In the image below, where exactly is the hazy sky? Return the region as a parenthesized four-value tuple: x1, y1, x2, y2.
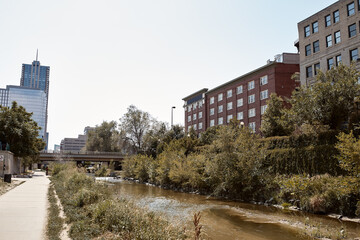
(0, 0, 336, 149)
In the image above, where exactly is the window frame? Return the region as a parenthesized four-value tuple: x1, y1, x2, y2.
(227, 114, 233, 123)
(193, 113, 197, 120)
(218, 105, 223, 113)
(260, 89, 268, 100)
(348, 2, 355, 16)
(237, 85, 243, 94)
(336, 55, 342, 66)
(199, 111, 202, 119)
(248, 108, 256, 118)
(248, 94, 255, 104)
(248, 81, 255, 90)
(306, 66, 313, 78)
(304, 25, 311, 37)
(350, 48, 358, 62)
(237, 111, 243, 120)
(305, 44, 311, 56)
(210, 119, 215, 127)
(312, 21, 319, 33)
(218, 93, 223, 102)
(348, 23, 357, 38)
(260, 75, 268, 86)
(327, 58, 334, 70)
(326, 34, 333, 47)
(210, 97, 214, 104)
(227, 89, 232, 98)
(313, 40, 320, 53)
(325, 14, 331, 27)
(333, 10, 340, 23)
(261, 105, 268, 115)
(218, 117, 223, 125)
(237, 98, 243, 107)
(210, 108, 214, 116)
(227, 102, 233, 110)
(314, 63, 320, 76)
(334, 31, 341, 44)
(187, 115, 191, 122)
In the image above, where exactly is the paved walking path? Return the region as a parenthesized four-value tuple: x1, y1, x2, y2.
(0, 171, 50, 240)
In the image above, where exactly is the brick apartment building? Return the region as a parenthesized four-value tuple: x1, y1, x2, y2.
(297, 0, 360, 86)
(183, 53, 300, 134)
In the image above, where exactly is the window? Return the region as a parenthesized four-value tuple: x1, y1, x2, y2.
(350, 48, 358, 62)
(333, 10, 340, 23)
(260, 75, 268, 85)
(188, 105, 192, 112)
(218, 105, 223, 113)
(237, 112, 243, 120)
(248, 94, 255, 104)
(199, 122, 203, 130)
(249, 122, 256, 132)
(260, 90, 268, 100)
(334, 31, 341, 44)
(327, 58, 334, 70)
(359, 0, 360, 11)
(305, 44, 311, 56)
(199, 111, 203, 119)
(325, 15, 331, 27)
(218, 93, 223, 102)
(261, 105, 268, 115)
(227, 102, 233, 110)
(313, 40, 320, 53)
(193, 102, 197, 110)
(188, 126, 191, 132)
(210, 119, 215, 127)
(237, 85, 243, 94)
(210, 108, 214, 116)
(210, 97, 214, 104)
(348, 2, 355, 16)
(306, 66, 313, 78)
(199, 101, 203, 108)
(248, 81, 255, 90)
(227, 89, 232, 98)
(304, 25, 310, 37)
(193, 113, 197, 120)
(188, 115, 191, 122)
(237, 98, 243, 107)
(314, 63, 320, 76)
(218, 117, 223, 125)
(193, 124, 197, 130)
(227, 115, 233, 123)
(326, 35, 333, 47)
(336, 55, 342, 66)
(248, 108, 256, 118)
(349, 23, 357, 38)
(312, 21, 319, 33)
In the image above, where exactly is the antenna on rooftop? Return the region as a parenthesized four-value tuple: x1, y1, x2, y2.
(36, 49, 38, 61)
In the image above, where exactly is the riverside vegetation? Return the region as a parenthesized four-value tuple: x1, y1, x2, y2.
(49, 163, 188, 240)
(122, 64, 360, 218)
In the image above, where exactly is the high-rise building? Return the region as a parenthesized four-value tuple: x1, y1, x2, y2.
(0, 51, 50, 150)
(0, 86, 47, 146)
(297, 0, 360, 86)
(19, 51, 50, 148)
(183, 53, 300, 134)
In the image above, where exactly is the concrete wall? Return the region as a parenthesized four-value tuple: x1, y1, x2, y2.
(0, 151, 20, 176)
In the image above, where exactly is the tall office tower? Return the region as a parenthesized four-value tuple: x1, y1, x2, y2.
(19, 50, 50, 149)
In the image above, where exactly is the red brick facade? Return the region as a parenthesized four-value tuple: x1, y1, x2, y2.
(183, 53, 300, 135)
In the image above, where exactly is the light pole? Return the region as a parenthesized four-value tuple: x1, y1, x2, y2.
(171, 106, 176, 128)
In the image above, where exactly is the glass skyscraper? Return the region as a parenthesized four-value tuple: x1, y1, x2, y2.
(0, 52, 50, 150)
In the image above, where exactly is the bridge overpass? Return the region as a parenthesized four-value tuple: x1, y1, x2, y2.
(39, 151, 125, 164)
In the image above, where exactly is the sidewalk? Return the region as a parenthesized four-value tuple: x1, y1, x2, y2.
(0, 171, 50, 240)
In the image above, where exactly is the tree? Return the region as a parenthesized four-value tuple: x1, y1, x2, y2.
(0, 102, 45, 158)
(289, 64, 360, 130)
(260, 93, 293, 137)
(86, 121, 119, 152)
(336, 131, 360, 177)
(119, 105, 151, 153)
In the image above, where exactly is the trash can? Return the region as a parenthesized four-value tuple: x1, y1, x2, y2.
(4, 174, 11, 183)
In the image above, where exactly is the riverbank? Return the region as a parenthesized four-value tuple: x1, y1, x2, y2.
(49, 164, 189, 240)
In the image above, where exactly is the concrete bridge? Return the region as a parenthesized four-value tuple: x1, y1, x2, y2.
(39, 151, 125, 167)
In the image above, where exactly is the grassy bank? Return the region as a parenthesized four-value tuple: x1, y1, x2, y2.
(123, 126, 360, 218)
(49, 163, 187, 240)
(46, 184, 64, 240)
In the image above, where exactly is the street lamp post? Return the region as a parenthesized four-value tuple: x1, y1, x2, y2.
(171, 106, 176, 128)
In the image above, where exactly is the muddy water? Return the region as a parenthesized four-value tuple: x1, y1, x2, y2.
(111, 180, 360, 240)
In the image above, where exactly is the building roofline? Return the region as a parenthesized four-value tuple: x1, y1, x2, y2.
(298, 0, 340, 25)
(206, 61, 278, 95)
(182, 88, 208, 101)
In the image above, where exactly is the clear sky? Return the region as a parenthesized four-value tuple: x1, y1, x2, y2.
(0, 0, 336, 149)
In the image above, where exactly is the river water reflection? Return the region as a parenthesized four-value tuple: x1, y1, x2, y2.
(110, 180, 360, 240)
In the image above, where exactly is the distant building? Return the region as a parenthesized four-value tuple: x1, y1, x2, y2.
(60, 127, 94, 152)
(20, 50, 50, 148)
(54, 144, 60, 153)
(183, 53, 300, 134)
(0, 85, 47, 143)
(297, 0, 360, 86)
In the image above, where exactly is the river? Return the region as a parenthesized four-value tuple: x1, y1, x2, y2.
(107, 179, 360, 240)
